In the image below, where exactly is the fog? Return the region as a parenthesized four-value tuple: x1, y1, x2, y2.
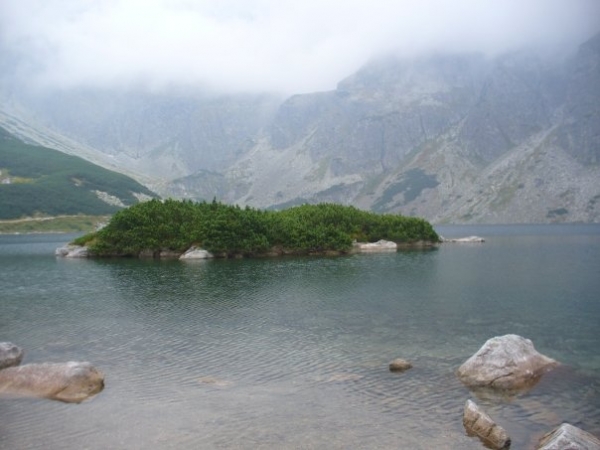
(1, 0, 598, 94)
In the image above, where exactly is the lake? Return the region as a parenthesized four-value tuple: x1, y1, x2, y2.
(1, 225, 599, 449)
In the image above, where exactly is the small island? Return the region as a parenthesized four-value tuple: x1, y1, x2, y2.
(68, 199, 440, 258)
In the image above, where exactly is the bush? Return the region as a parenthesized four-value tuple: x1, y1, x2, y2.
(82, 200, 440, 257)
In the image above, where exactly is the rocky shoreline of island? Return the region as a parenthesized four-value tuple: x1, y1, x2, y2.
(56, 238, 443, 259)
(55, 199, 442, 259)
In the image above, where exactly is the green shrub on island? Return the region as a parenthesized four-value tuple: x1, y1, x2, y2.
(73, 199, 440, 257)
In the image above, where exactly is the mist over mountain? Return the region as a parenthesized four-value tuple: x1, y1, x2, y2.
(1, 32, 598, 223)
(1, 89, 281, 179)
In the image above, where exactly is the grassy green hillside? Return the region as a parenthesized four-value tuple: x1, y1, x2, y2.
(0, 126, 157, 220)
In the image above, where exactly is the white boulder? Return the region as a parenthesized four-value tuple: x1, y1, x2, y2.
(0, 361, 104, 403)
(352, 239, 397, 252)
(179, 246, 214, 260)
(457, 334, 558, 391)
(441, 236, 485, 243)
(537, 423, 600, 450)
(55, 245, 89, 258)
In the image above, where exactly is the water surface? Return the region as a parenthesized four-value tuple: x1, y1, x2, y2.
(1, 225, 599, 449)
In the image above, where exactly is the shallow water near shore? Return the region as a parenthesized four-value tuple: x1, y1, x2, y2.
(1, 224, 599, 449)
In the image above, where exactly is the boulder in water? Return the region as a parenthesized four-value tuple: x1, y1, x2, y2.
(180, 247, 214, 260)
(55, 245, 89, 258)
(457, 335, 558, 392)
(352, 240, 397, 252)
(0, 342, 23, 370)
(441, 236, 485, 243)
(537, 423, 600, 450)
(389, 358, 413, 372)
(463, 399, 511, 449)
(0, 362, 104, 403)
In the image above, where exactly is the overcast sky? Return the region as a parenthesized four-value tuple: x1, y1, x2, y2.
(1, 0, 599, 95)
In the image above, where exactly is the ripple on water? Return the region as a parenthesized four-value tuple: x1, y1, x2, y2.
(1, 232, 600, 449)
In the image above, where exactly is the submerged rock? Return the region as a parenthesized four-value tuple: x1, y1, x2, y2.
(389, 358, 413, 372)
(180, 247, 214, 260)
(537, 423, 600, 450)
(198, 376, 232, 388)
(463, 399, 511, 450)
(457, 335, 558, 392)
(324, 373, 364, 383)
(0, 342, 23, 370)
(0, 362, 104, 403)
(352, 239, 397, 252)
(55, 245, 89, 258)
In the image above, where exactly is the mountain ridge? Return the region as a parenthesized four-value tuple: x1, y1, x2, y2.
(1, 34, 598, 223)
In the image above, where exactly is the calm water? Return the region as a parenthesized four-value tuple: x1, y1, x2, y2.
(1, 225, 599, 449)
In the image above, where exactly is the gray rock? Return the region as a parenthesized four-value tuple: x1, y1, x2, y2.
(0, 342, 23, 370)
(457, 334, 558, 392)
(441, 236, 485, 243)
(537, 423, 600, 450)
(463, 399, 511, 450)
(0, 362, 104, 403)
(55, 245, 89, 258)
(389, 358, 413, 372)
(180, 246, 214, 260)
(352, 239, 397, 252)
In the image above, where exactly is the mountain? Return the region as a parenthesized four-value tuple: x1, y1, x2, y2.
(0, 89, 281, 181)
(1, 34, 599, 224)
(215, 37, 599, 223)
(0, 126, 157, 220)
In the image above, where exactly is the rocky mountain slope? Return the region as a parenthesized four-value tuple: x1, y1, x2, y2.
(215, 35, 599, 223)
(1, 34, 598, 223)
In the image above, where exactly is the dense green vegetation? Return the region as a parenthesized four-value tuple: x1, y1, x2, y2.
(75, 199, 440, 257)
(0, 126, 157, 220)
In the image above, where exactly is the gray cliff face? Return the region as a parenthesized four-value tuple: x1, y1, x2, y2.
(221, 38, 599, 223)
(2, 89, 281, 180)
(458, 51, 561, 164)
(557, 33, 600, 165)
(1, 34, 599, 223)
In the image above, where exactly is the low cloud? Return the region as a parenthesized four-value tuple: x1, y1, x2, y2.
(1, 0, 598, 94)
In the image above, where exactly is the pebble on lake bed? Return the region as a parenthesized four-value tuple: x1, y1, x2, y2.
(198, 376, 232, 388)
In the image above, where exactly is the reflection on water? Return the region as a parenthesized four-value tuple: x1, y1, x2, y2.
(0, 226, 599, 449)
